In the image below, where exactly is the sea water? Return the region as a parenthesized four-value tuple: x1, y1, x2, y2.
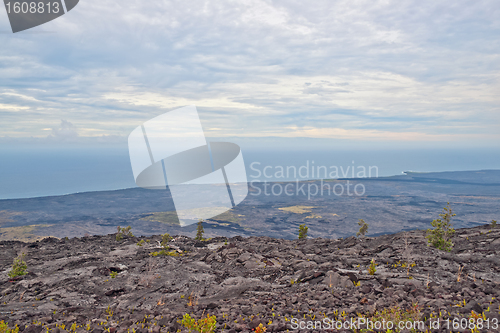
(0, 145, 499, 200)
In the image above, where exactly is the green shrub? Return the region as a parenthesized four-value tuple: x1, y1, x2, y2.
(426, 202, 455, 252)
(491, 220, 497, 228)
(368, 258, 377, 275)
(149, 233, 180, 256)
(150, 233, 180, 256)
(8, 252, 27, 279)
(0, 320, 19, 333)
(195, 220, 205, 241)
(161, 233, 173, 248)
(255, 323, 267, 333)
(181, 313, 216, 333)
(354, 304, 423, 332)
(298, 224, 308, 239)
(116, 226, 134, 241)
(357, 219, 368, 237)
(110, 271, 118, 278)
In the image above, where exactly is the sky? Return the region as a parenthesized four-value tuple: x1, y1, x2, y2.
(1, 0, 499, 150)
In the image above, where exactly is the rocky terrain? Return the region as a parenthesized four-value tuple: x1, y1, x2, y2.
(1, 223, 500, 332)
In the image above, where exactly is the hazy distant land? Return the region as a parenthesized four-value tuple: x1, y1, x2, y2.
(0, 170, 499, 241)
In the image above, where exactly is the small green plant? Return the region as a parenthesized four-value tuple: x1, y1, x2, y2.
(116, 226, 134, 241)
(161, 233, 172, 248)
(149, 233, 180, 256)
(355, 303, 423, 332)
(491, 220, 497, 228)
(0, 320, 19, 333)
(181, 313, 217, 333)
(368, 258, 377, 275)
(110, 271, 118, 278)
(298, 224, 308, 239)
(150, 249, 180, 257)
(195, 219, 205, 241)
(426, 202, 455, 252)
(8, 251, 27, 279)
(255, 323, 267, 333)
(356, 219, 368, 237)
(137, 239, 146, 246)
(105, 305, 113, 318)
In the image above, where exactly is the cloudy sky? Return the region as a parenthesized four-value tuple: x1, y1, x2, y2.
(1, 0, 499, 149)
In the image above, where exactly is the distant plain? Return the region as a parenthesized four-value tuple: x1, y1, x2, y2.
(0, 170, 498, 241)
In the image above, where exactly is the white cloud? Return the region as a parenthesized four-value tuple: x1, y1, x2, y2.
(48, 119, 79, 141)
(0, 0, 499, 146)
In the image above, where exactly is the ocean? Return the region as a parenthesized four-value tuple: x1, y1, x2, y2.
(1, 145, 500, 200)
